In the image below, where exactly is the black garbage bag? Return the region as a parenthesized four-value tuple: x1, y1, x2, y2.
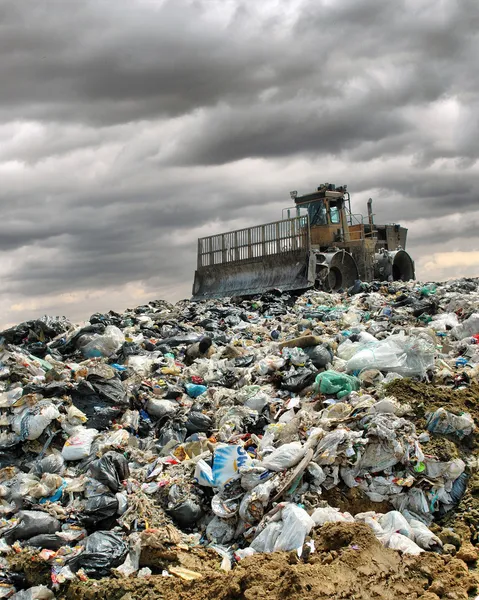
(87, 374, 128, 405)
(166, 485, 203, 530)
(24, 533, 67, 550)
(3, 511, 60, 544)
(157, 422, 187, 447)
(71, 379, 126, 430)
(185, 411, 212, 434)
(68, 531, 128, 579)
(32, 453, 65, 476)
(23, 382, 71, 398)
(0, 316, 70, 346)
(50, 323, 106, 356)
(234, 355, 255, 368)
(303, 345, 333, 369)
(281, 368, 317, 392)
(89, 452, 130, 493)
(162, 384, 184, 400)
(450, 472, 469, 504)
(82, 495, 119, 526)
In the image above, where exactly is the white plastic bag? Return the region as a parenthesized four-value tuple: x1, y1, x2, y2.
(261, 442, 305, 471)
(12, 403, 60, 441)
(273, 504, 315, 552)
(378, 511, 412, 538)
(61, 428, 98, 461)
(386, 532, 423, 555)
(405, 514, 442, 550)
(251, 521, 282, 553)
(346, 333, 435, 377)
(311, 506, 354, 526)
(82, 325, 125, 358)
(451, 313, 479, 340)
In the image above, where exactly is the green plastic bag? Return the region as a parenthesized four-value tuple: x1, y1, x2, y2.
(314, 370, 359, 399)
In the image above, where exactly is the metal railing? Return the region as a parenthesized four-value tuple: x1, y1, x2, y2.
(197, 216, 310, 269)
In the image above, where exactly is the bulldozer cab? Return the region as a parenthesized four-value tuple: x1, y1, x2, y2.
(192, 183, 415, 300)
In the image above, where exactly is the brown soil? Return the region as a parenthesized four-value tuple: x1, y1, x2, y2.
(58, 524, 478, 600)
(385, 379, 479, 448)
(386, 379, 479, 548)
(321, 484, 393, 515)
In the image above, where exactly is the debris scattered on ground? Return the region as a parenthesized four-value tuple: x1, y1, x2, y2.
(1, 278, 479, 598)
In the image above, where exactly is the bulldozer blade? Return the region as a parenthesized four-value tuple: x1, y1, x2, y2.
(192, 251, 316, 300)
(374, 249, 415, 282)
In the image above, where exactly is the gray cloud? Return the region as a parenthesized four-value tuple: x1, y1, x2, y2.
(1, 0, 479, 326)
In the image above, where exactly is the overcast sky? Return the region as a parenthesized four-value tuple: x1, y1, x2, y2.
(1, 0, 479, 326)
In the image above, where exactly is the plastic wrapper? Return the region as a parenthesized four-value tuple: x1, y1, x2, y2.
(195, 445, 252, 488)
(426, 408, 475, 439)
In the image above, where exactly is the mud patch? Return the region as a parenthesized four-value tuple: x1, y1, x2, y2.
(60, 524, 478, 600)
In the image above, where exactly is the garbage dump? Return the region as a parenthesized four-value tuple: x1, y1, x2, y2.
(1, 280, 479, 599)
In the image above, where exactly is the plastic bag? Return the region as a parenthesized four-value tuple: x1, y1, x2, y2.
(4, 511, 61, 544)
(68, 531, 128, 578)
(261, 442, 305, 472)
(451, 313, 479, 340)
(11, 586, 54, 600)
(146, 399, 178, 419)
(404, 513, 442, 550)
(185, 411, 212, 434)
(32, 452, 65, 476)
(386, 532, 423, 555)
(89, 452, 130, 493)
(314, 370, 359, 399)
(251, 521, 282, 553)
(280, 368, 317, 392)
(426, 408, 474, 439)
(115, 533, 141, 577)
(195, 445, 252, 488)
(62, 428, 98, 461)
(303, 345, 333, 369)
(83, 494, 119, 526)
(311, 506, 354, 526)
(378, 511, 412, 538)
(346, 333, 435, 377)
(273, 504, 315, 552)
(12, 402, 60, 441)
(81, 326, 125, 358)
(206, 516, 236, 544)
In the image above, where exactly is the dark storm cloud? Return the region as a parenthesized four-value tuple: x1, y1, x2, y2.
(1, 0, 479, 325)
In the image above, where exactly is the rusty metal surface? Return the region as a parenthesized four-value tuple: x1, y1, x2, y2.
(192, 250, 316, 300)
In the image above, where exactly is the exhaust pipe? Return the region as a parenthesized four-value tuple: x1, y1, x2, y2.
(315, 250, 359, 291)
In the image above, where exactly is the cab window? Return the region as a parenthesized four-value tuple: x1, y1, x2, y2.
(330, 206, 340, 224)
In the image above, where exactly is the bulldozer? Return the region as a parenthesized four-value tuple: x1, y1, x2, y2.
(192, 183, 415, 300)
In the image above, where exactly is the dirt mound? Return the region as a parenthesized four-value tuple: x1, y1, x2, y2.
(60, 524, 477, 600)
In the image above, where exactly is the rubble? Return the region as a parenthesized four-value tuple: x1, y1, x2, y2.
(1, 278, 479, 597)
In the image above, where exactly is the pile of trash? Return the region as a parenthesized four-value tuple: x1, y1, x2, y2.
(1, 278, 479, 598)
